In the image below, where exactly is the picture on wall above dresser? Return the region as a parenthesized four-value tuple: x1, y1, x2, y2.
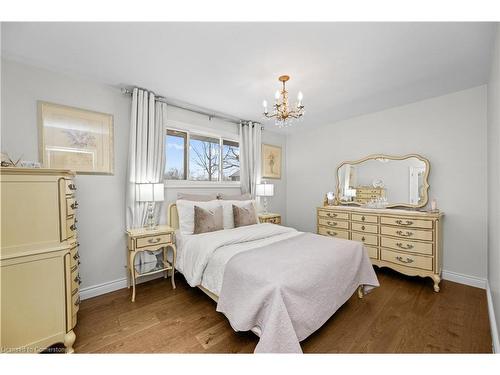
(318, 154, 443, 292)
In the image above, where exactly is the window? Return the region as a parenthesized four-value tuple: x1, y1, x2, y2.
(164, 128, 239, 184)
(165, 130, 187, 180)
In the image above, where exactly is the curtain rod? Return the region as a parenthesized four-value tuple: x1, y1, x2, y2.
(121, 87, 262, 128)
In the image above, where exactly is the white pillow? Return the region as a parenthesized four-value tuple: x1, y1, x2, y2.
(176, 199, 221, 235)
(221, 200, 259, 229)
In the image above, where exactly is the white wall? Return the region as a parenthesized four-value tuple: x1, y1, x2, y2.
(286, 86, 488, 280)
(0, 59, 287, 297)
(487, 25, 500, 351)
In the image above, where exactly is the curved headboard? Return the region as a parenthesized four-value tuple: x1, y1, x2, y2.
(168, 203, 179, 230)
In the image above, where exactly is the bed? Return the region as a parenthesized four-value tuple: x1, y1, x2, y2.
(168, 203, 379, 353)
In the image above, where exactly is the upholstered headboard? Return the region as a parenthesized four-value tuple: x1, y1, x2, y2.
(168, 203, 179, 230)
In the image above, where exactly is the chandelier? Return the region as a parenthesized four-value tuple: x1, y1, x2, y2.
(262, 75, 304, 128)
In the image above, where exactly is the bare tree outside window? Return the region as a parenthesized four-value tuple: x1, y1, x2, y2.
(189, 135, 220, 181)
(222, 140, 240, 181)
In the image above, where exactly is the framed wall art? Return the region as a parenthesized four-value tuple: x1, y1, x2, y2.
(38, 101, 114, 174)
(261, 143, 282, 179)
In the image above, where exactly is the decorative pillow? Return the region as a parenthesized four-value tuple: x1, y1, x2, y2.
(177, 193, 218, 201)
(176, 199, 221, 234)
(221, 200, 259, 229)
(232, 202, 258, 228)
(193, 205, 223, 234)
(218, 193, 252, 201)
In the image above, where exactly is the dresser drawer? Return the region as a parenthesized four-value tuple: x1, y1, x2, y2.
(351, 232, 378, 246)
(136, 233, 172, 248)
(64, 179, 77, 196)
(318, 226, 349, 239)
(318, 217, 349, 230)
(70, 245, 80, 268)
(66, 197, 79, 217)
(352, 222, 378, 234)
(381, 237, 433, 255)
(365, 246, 378, 260)
(71, 289, 80, 314)
(380, 216, 433, 229)
(380, 248, 433, 271)
(71, 265, 81, 292)
(381, 226, 433, 241)
(66, 217, 77, 238)
(351, 213, 378, 223)
(318, 210, 349, 220)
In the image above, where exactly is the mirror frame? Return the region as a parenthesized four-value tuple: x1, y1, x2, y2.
(335, 153, 430, 209)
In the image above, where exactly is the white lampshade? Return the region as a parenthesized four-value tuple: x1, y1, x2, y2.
(136, 183, 165, 202)
(256, 183, 274, 197)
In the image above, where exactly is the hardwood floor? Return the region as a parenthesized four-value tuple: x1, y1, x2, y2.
(74, 268, 492, 353)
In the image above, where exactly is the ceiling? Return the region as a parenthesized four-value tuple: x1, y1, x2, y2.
(1, 22, 496, 133)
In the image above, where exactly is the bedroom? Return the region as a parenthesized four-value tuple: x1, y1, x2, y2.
(1, 1, 500, 373)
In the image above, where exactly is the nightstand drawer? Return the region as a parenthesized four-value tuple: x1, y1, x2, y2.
(136, 234, 172, 248)
(65, 179, 77, 196)
(66, 197, 79, 216)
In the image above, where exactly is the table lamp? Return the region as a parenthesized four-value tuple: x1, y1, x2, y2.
(256, 182, 274, 214)
(136, 183, 164, 230)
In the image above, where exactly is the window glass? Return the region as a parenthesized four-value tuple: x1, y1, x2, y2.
(189, 134, 220, 181)
(222, 140, 240, 181)
(165, 130, 187, 180)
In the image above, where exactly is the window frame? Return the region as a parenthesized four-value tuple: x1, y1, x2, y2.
(164, 120, 240, 188)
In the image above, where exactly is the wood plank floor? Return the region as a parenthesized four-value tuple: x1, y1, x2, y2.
(74, 268, 492, 353)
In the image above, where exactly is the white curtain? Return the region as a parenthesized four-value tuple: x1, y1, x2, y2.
(126, 88, 167, 229)
(239, 121, 262, 197)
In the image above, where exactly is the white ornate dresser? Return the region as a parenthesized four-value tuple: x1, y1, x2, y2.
(0, 168, 80, 353)
(318, 154, 444, 292)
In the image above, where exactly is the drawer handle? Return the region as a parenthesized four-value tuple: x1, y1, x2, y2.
(75, 296, 81, 306)
(326, 230, 337, 236)
(148, 237, 161, 244)
(73, 252, 80, 260)
(70, 224, 77, 231)
(396, 242, 414, 250)
(327, 221, 337, 226)
(327, 213, 337, 218)
(71, 201, 79, 209)
(361, 236, 366, 242)
(74, 275, 82, 285)
(396, 256, 414, 264)
(68, 183, 77, 191)
(361, 225, 366, 230)
(395, 219, 413, 226)
(396, 230, 413, 237)
(361, 216, 366, 221)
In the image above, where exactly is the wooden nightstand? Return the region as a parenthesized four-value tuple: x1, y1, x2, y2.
(126, 225, 176, 302)
(258, 213, 281, 224)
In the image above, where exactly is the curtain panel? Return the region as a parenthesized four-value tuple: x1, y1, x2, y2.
(126, 88, 167, 229)
(239, 121, 262, 197)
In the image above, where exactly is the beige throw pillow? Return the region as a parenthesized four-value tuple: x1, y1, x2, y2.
(232, 203, 258, 228)
(193, 205, 223, 234)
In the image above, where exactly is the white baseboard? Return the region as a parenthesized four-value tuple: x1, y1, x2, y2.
(486, 281, 499, 353)
(80, 272, 165, 301)
(442, 270, 487, 289)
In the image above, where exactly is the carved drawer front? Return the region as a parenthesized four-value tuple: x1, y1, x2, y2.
(71, 269, 81, 292)
(352, 222, 378, 234)
(71, 288, 80, 314)
(318, 217, 349, 230)
(66, 217, 77, 238)
(136, 234, 171, 248)
(66, 197, 79, 217)
(351, 213, 378, 223)
(381, 237, 433, 256)
(380, 216, 433, 229)
(65, 179, 77, 196)
(70, 245, 80, 268)
(351, 232, 378, 246)
(318, 210, 349, 220)
(365, 246, 378, 260)
(380, 248, 433, 271)
(380, 226, 433, 241)
(318, 226, 349, 239)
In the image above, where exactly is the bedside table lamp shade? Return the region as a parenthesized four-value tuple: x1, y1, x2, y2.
(136, 183, 164, 230)
(256, 183, 274, 214)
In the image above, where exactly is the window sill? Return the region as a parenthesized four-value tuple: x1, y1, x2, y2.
(165, 180, 241, 189)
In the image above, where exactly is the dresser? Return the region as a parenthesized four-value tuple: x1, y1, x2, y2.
(317, 205, 443, 292)
(0, 168, 80, 353)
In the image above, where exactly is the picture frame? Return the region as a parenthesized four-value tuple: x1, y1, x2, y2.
(261, 143, 282, 179)
(38, 101, 114, 174)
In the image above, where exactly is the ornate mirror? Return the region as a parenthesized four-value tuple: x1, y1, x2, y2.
(335, 154, 430, 209)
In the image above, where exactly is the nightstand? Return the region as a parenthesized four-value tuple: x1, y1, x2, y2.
(126, 225, 176, 302)
(258, 213, 281, 224)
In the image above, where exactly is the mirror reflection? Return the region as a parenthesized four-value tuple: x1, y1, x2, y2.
(337, 156, 428, 208)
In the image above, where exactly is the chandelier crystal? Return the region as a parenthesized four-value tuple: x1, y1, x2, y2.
(262, 75, 304, 128)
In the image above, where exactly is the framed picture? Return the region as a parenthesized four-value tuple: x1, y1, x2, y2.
(261, 143, 282, 179)
(38, 101, 114, 174)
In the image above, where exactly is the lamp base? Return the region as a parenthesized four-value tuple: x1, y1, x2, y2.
(145, 202, 157, 230)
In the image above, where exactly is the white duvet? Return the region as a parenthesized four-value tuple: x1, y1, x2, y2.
(175, 223, 301, 295)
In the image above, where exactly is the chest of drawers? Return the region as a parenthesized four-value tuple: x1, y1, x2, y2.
(317, 206, 443, 292)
